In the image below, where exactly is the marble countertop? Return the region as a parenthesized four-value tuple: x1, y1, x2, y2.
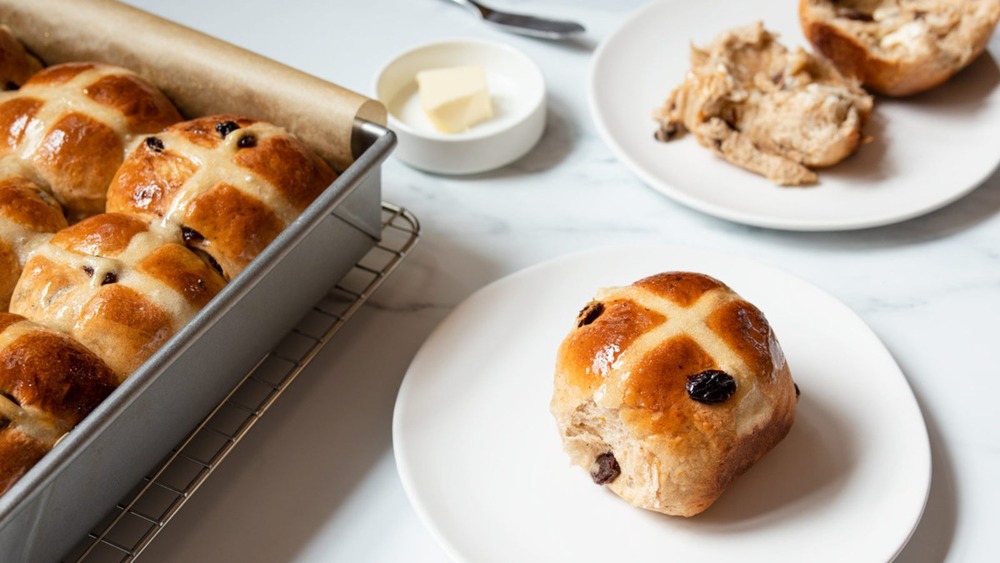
(117, 1, 999, 561)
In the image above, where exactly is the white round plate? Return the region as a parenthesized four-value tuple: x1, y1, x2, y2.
(393, 244, 930, 562)
(588, 0, 1000, 230)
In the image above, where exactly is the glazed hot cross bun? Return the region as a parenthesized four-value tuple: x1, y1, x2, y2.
(0, 62, 182, 220)
(0, 25, 41, 91)
(551, 272, 797, 517)
(0, 312, 117, 495)
(0, 172, 68, 310)
(10, 213, 227, 382)
(106, 114, 337, 280)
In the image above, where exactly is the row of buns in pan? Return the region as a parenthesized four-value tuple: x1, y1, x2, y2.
(0, 26, 337, 494)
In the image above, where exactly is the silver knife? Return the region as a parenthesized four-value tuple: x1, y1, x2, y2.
(448, 0, 586, 40)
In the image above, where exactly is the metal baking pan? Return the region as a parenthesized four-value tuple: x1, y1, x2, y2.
(0, 121, 392, 562)
(0, 2, 395, 560)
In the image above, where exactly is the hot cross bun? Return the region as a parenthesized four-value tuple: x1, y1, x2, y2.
(0, 62, 182, 220)
(0, 312, 117, 495)
(0, 173, 68, 310)
(10, 213, 227, 381)
(551, 272, 797, 517)
(105, 114, 337, 280)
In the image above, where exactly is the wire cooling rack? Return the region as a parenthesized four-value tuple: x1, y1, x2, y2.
(63, 202, 420, 562)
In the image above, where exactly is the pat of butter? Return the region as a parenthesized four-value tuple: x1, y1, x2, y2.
(416, 65, 493, 134)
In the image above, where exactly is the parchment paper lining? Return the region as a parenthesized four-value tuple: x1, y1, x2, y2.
(0, 0, 386, 172)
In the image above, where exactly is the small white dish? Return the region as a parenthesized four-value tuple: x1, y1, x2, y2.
(589, 0, 1000, 231)
(393, 243, 930, 562)
(373, 38, 546, 175)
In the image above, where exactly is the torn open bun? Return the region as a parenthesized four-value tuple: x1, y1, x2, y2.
(653, 22, 873, 186)
(800, 0, 1000, 96)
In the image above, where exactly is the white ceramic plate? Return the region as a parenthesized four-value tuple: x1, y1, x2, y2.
(589, 0, 1000, 230)
(393, 244, 930, 562)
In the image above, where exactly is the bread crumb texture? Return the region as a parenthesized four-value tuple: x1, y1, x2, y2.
(653, 22, 873, 186)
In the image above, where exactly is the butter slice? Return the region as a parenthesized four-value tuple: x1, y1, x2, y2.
(416, 65, 493, 134)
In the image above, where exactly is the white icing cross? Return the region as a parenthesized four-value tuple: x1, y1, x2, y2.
(148, 121, 301, 230)
(590, 285, 753, 411)
(3, 65, 140, 164)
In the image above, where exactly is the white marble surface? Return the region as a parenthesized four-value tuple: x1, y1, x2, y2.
(114, 1, 1000, 561)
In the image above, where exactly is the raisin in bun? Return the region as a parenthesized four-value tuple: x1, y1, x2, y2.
(800, 0, 1000, 96)
(551, 272, 797, 517)
(0, 312, 117, 495)
(105, 114, 337, 280)
(10, 213, 227, 382)
(0, 62, 182, 221)
(0, 173, 68, 310)
(0, 25, 41, 91)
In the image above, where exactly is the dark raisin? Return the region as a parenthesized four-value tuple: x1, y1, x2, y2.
(713, 138, 723, 150)
(82, 265, 94, 277)
(590, 452, 621, 485)
(101, 272, 118, 285)
(193, 248, 226, 278)
(654, 122, 679, 142)
(145, 136, 165, 152)
(0, 417, 9, 430)
(771, 72, 784, 85)
(686, 370, 737, 404)
(795, 383, 801, 398)
(237, 134, 257, 148)
(206, 255, 224, 277)
(839, 8, 874, 22)
(181, 226, 205, 243)
(577, 302, 605, 327)
(4, 81, 19, 91)
(206, 255, 226, 276)
(0, 390, 20, 406)
(914, 10, 926, 20)
(215, 120, 241, 138)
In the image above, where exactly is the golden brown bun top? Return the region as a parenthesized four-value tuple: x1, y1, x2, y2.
(106, 114, 337, 279)
(0, 175, 67, 234)
(22, 62, 181, 135)
(0, 62, 182, 220)
(44, 212, 228, 311)
(0, 312, 116, 428)
(50, 211, 149, 256)
(0, 26, 41, 91)
(0, 312, 117, 495)
(557, 272, 789, 438)
(0, 174, 69, 311)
